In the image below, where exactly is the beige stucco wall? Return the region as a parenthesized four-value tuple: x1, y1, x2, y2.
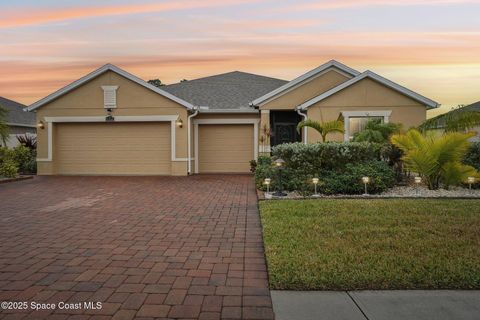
(306, 78, 427, 142)
(260, 69, 350, 110)
(35, 70, 190, 175)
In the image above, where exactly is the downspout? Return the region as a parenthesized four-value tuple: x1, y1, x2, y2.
(187, 107, 199, 174)
(296, 107, 308, 144)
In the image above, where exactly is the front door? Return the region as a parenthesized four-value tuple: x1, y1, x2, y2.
(270, 111, 302, 146)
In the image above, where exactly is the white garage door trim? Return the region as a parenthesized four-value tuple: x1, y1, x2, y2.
(38, 115, 187, 162)
(193, 118, 259, 174)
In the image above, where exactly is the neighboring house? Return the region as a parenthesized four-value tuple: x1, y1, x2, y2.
(426, 101, 480, 141)
(27, 60, 438, 176)
(0, 96, 36, 148)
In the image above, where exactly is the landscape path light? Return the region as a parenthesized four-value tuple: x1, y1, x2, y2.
(273, 158, 287, 197)
(264, 178, 271, 194)
(312, 177, 319, 197)
(414, 176, 422, 196)
(467, 176, 475, 191)
(362, 176, 370, 195)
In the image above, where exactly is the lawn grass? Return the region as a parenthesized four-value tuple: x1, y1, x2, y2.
(260, 199, 480, 290)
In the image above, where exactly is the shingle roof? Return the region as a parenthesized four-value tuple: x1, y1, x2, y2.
(0, 96, 35, 126)
(163, 71, 288, 111)
(462, 101, 480, 112)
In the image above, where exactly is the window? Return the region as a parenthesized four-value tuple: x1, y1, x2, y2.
(348, 116, 384, 140)
(341, 111, 392, 141)
(101, 86, 118, 108)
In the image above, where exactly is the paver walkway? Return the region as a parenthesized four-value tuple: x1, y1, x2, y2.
(0, 175, 273, 320)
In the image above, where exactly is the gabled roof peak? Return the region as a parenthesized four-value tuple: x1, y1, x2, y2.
(27, 63, 194, 111)
(298, 70, 439, 110)
(250, 60, 360, 107)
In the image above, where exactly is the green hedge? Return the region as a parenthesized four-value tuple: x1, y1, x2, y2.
(254, 142, 395, 194)
(319, 161, 396, 195)
(271, 142, 381, 174)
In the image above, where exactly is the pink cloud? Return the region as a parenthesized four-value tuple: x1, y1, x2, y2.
(0, 0, 256, 29)
(286, 0, 477, 11)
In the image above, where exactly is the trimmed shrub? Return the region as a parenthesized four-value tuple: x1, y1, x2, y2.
(319, 161, 396, 195)
(271, 142, 381, 174)
(255, 142, 394, 193)
(0, 159, 18, 178)
(464, 142, 480, 170)
(12, 145, 36, 174)
(0, 145, 37, 177)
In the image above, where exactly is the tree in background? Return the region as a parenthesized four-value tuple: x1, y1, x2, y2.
(147, 79, 164, 87)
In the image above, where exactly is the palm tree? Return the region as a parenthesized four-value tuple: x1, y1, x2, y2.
(297, 119, 344, 142)
(420, 108, 480, 133)
(391, 129, 478, 190)
(353, 119, 402, 143)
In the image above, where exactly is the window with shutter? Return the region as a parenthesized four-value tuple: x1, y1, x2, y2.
(101, 86, 118, 108)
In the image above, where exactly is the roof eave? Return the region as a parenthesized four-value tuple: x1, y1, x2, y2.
(198, 108, 258, 114)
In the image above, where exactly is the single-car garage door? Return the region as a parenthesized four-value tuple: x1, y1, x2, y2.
(198, 124, 254, 173)
(55, 122, 171, 175)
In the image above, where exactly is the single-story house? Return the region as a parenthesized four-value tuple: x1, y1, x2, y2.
(0, 96, 36, 148)
(27, 60, 438, 176)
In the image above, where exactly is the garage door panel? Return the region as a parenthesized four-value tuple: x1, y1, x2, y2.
(55, 122, 171, 175)
(198, 124, 254, 173)
(199, 150, 253, 161)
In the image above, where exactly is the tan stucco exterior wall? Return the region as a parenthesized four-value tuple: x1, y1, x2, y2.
(259, 69, 350, 110)
(306, 78, 427, 142)
(35, 71, 190, 175)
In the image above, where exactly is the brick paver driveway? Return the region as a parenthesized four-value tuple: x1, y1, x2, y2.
(0, 175, 273, 320)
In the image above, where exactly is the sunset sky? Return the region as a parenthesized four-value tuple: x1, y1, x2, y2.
(1, 0, 479, 116)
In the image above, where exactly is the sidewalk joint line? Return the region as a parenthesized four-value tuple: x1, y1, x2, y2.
(346, 291, 370, 320)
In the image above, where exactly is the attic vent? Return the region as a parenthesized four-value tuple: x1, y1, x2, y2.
(101, 86, 118, 108)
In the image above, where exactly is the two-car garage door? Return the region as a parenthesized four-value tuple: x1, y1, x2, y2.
(55, 122, 171, 175)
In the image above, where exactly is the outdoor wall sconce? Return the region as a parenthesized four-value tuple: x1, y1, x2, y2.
(312, 177, 319, 197)
(273, 158, 287, 197)
(264, 178, 271, 194)
(37, 121, 45, 129)
(467, 176, 475, 190)
(362, 176, 370, 195)
(176, 119, 183, 128)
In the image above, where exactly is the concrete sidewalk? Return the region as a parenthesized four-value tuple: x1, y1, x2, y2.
(271, 290, 480, 320)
